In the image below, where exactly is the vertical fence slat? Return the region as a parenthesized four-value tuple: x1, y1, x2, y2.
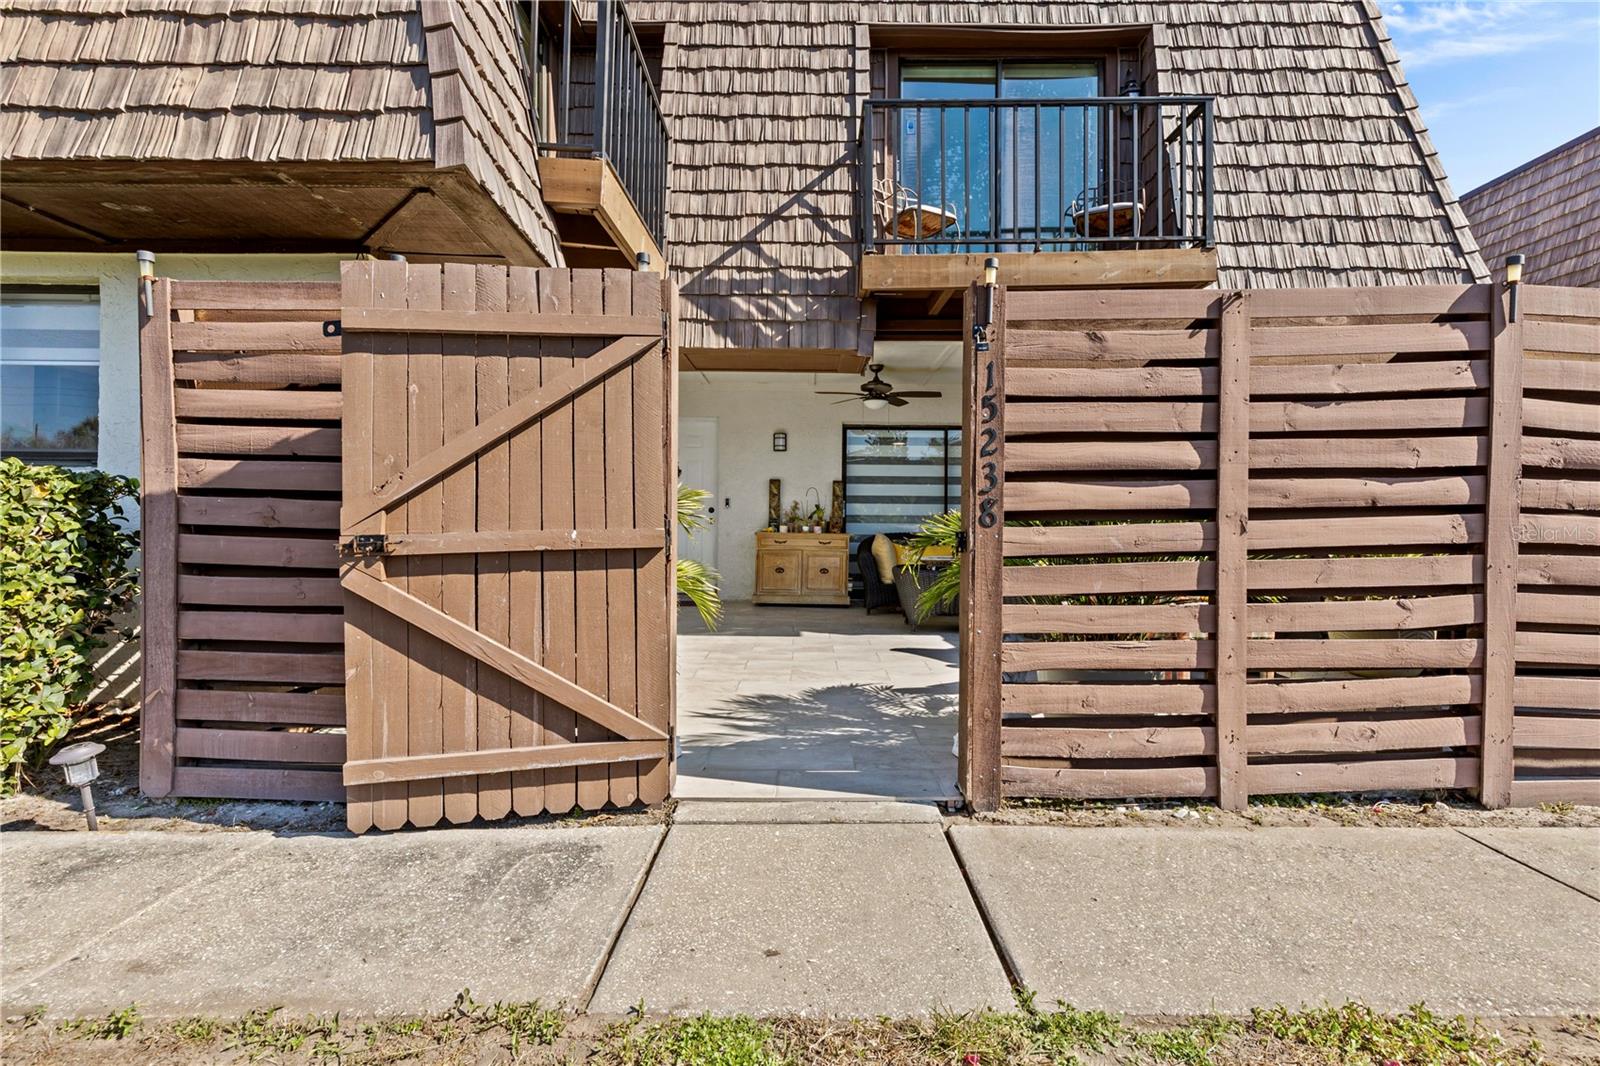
(1481, 279, 1522, 807)
(1215, 291, 1250, 810)
(137, 278, 178, 798)
(960, 281, 1004, 810)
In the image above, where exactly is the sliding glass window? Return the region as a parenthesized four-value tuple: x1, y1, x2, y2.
(842, 425, 962, 550)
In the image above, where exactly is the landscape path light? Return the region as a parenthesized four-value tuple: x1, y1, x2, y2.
(49, 741, 107, 831)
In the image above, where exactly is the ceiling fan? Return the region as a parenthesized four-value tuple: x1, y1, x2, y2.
(816, 364, 942, 410)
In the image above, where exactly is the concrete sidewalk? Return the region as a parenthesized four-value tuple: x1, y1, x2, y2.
(2, 810, 1596, 1019)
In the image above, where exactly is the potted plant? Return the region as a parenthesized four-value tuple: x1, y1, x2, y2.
(783, 500, 803, 533)
(809, 503, 825, 533)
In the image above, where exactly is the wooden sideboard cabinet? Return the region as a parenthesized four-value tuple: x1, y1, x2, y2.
(753, 531, 849, 606)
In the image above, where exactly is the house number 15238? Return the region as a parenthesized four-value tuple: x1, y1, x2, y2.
(976, 350, 999, 528)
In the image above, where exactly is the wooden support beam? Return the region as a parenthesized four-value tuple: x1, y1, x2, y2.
(928, 288, 958, 315)
(1215, 290, 1250, 811)
(537, 156, 665, 272)
(860, 248, 1218, 296)
(1480, 281, 1522, 808)
(959, 281, 1005, 811)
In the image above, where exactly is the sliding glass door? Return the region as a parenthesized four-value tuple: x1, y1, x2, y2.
(898, 59, 1102, 252)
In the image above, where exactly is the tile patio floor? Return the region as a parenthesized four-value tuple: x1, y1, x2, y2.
(675, 602, 960, 800)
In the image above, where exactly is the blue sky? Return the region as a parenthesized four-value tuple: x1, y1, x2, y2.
(1378, 0, 1600, 193)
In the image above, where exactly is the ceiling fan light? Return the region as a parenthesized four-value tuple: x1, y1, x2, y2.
(862, 397, 889, 411)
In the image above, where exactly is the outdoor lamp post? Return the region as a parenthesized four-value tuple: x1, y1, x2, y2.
(49, 742, 107, 831)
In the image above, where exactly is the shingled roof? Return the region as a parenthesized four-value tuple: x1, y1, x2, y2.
(1461, 127, 1600, 289)
(638, 0, 1487, 355)
(0, 0, 560, 264)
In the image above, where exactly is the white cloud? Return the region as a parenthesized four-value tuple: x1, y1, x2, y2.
(1380, 1, 1594, 69)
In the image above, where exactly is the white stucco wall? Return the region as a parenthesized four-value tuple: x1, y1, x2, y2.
(678, 370, 962, 602)
(0, 251, 345, 493)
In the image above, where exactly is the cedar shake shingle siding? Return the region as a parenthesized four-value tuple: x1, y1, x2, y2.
(0, 0, 561, 266)
(1462, 128, 1600, 289)
(639, 0, 1486, 355)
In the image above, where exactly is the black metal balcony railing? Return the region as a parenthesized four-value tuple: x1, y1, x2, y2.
(860, 96, 1214, 255)
(542, 0, 669, 252)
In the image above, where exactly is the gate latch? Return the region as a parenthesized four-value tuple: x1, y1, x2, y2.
(323, 319, 342, 337)
(344, 533, 388, 556)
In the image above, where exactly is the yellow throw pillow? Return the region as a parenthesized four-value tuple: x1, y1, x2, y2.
(895, 543, 951, 564)
(869, 534, 897, 584)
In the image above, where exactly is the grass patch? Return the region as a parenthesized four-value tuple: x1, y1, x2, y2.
(57, 1003, 140, 1040)
(1250, 1002, 1541, 1065)
(221, 1007, 344, 1060)
(600, 1011, 785, 1066)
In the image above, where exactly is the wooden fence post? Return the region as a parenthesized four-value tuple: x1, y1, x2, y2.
(1480, 279, 1522, 807)
(1214, 290, 1250, 810)
(960, 281, 1004, 811)
(137, 277, 177, 797)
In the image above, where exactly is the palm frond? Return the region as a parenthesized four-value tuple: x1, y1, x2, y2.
(676, 558, 723, 629)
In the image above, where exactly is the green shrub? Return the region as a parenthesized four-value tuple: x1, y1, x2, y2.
(1, 458, 139, 790)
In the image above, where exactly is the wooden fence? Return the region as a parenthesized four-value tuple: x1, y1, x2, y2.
(960, 281, 1599, 810)
(139, 278, 347, 802)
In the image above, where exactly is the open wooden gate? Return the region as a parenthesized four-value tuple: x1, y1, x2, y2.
(338, 261, 675, 832)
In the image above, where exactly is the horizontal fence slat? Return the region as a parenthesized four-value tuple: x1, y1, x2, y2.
(177, 689, 345, 726)
(1518, 591, 1599, 626)
(177, 609, 343, 643)
(1002, 682, 1215, 715)
(178, 533, 339, 570)
(1249, 320, 1489, 357)
(1251, 555, 1483, 591)
(1002, 640, 1212, 671)
(171, 320, 340, 352)
(1518, 553, 1600, 586)
(1249, 674, 1481, 715)
(1001, 764, 1218, 799)
(1525, 320, 1600, 356)
(1008, 401, 1213, 435)
(1004, 602, 1209, 635)
(175, 725, 346, 764)
(1006, 440, 1214, 472)
(1251, 359, 1486, 395)
(343, 306, 660, 337)
(1247, 284, 1482, 318)
(1524, 358, 1600, 392)
(1005, 560, 1212, 596)
(1246, 637, 1483, 669)
(178, 649, 345, 684)
(1005, 289, 1224, 321)
(177, 458, 341, 493)
(169, 280, 341, 310)
(1003, 724, 1216, 759)
(179, 574, 343, 607)
(1508, 778, 1600, 806)
(1249, 757, 1479, 795)
(1520, 435, 1600, 471)
(1520, 478, 1600, 512)
(178, 495, 340, 529)
(1515, 675, 1600, 711)
(1524, 398, 1600, 435)
(1516, 715, 1600, 751)
(1248, 715, 1481, 755)
(1522, 285, 1600, 319)
(171, 766, 345, 803)
(380, 528, 666, 555)
(1250, 593, 1482, 632)
(1251, 435, 1487, 470)
(1007, 366, 1215, 398)
(1254, 397, 1487, 433)
(173, 350, 341, 385)
(175, 388, 342, 421)
(176, 423, 341, 457)
(1515, 631, 1600, 667)
(1006, 328, 1218, 363)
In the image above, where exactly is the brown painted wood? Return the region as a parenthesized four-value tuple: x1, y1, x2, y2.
(1521, 435, 1600, 471)
(1249, 674, 1481, 715)
(1002, 764, 1217, 800)
(1002, 682, 1215, 716)
(960, 282, 1004, 811)
(179, 495, 340, 528)
(176, 423, 340, 457)
(341, 306, 660, 337)
(344, 740, 668, 787)
(1481, 281, 1522, 808)
(168, 280, 341, 310)
(176, 727, 345, 765)
(175, 388, 341, 421)
(177, 458, 340, 493)
(173, 350, 341, 384)
(1517, 553, 1600, 586)
(1214, 291, 1250, 809)
(177, 610, 342, 644)
(177, 533, 338, 569)
(638, 276, 674, 805)
(1523, 397, 1600, 434)
(341, 260, 377, 831)
(1515, 716, 1600, 751)
(338, 266, 674, 831)
(177, 690, 345, 727)
(1250, 757, 1479, 795)
(179, 650, 344, 684)
(1003, 725, 1216, 759)
(170, 320, 340, 352)
(179, 574, 341, 607)
(1247, 716, 1482, 756)
(1524, 358, 1600, 392)
(138, 278, 179, 797)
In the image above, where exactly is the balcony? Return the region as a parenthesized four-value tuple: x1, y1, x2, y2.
(858, 96, 1217, 296)
(537, 0, 669, 270)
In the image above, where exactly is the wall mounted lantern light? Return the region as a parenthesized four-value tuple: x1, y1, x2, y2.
(772, 430, 788, 452)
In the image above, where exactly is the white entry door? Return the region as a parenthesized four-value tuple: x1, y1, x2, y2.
(678, 416, 719, 570)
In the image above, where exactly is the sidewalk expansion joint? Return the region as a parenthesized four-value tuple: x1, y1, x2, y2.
(1453, 828, 1600, 904)
(577, 822, 670, 1013)
(941, 825, 1024, 994)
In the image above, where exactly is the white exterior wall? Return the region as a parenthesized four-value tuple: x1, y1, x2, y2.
(678, 369, 962, 602)
(0, 251, 345, 490)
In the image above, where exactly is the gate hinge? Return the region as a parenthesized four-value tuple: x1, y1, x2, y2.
(344, 533, 387, 556)
(955, 531, 969, 553)
(323, 319, 342, 338)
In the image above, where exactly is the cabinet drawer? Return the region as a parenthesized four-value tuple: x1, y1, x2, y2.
(757, 549, 802, 593)
(804, 551, 845, 592)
